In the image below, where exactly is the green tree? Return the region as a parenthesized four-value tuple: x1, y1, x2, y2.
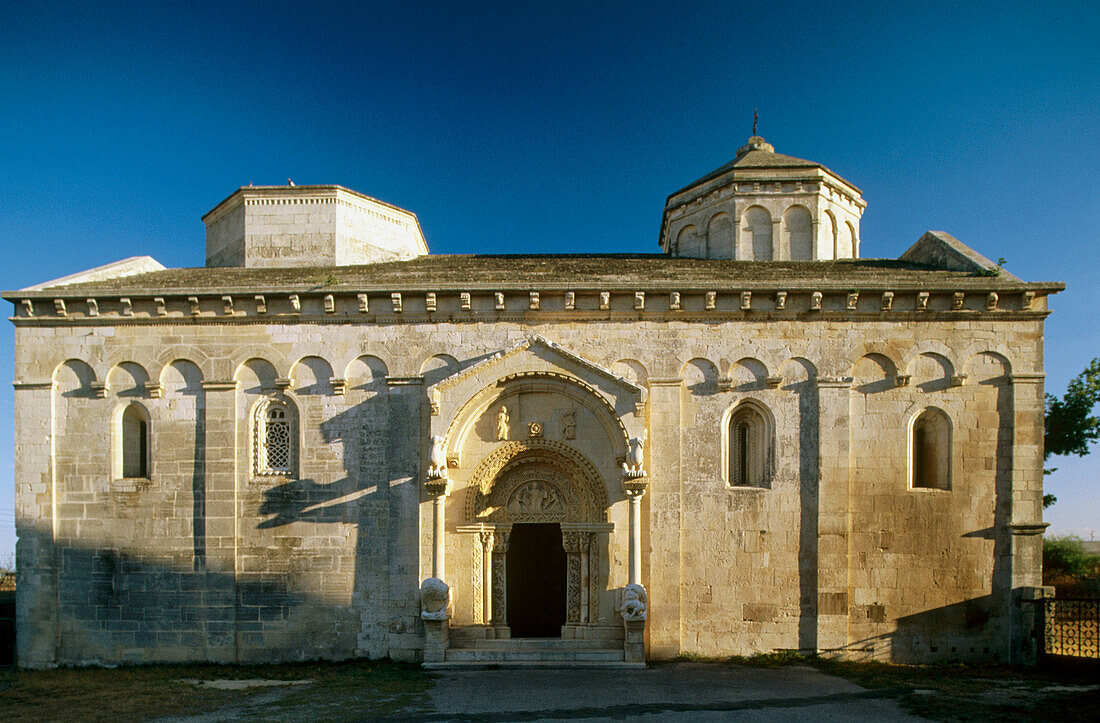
(1044, 357, 1100, 507)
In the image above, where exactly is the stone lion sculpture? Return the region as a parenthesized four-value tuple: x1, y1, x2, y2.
(621, 583, 647, 622)
(420, 577, 450, 621)
(427, 435, 447, 478)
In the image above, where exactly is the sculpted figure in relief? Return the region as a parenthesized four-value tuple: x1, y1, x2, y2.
(496, 406, 509, 441)
(623, 432, 647, 478)
(420, 577, 450, 620)
(622, 583, 647, 622)
(508, 480, 563, 515)
(561, 409, 576, 440)
(428, 435, 447, 478)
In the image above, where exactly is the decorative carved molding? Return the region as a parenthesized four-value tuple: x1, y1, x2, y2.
(465, 439, 608, 524)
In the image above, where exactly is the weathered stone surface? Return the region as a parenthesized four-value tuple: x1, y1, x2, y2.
(4, 166, 1061, 668)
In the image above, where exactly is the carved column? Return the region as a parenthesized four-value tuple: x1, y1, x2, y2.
(490, 528, 510, 636)
(588, 533, 600, 623)
(563, 532, 584, 625)
(580, 532, 591, 624)
(623, 481, 647, 586)
(479, 530, 494, 625)
(424, 476, 450, 581)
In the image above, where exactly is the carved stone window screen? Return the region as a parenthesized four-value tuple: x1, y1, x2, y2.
(255, 399, 296, 477)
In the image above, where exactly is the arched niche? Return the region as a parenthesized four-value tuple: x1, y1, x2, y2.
(290, 356, 334, 395)
(345, 355, 389, 394)
(429, 338, 644, 462)
(820, 210, 836, 259)
(911, 352, 954, 393)
(729, 357, 769, 391)
(838, 221, 855, 258)
(677, 224, 703, 258)
(160, 359, 203, 395)
(963, 352, 1012, 384)
(851, 353, 897, 395)
(421, 353, 461, 387)
(742, 206, 773, 260)
(445, 371, 631, 468)
(108, 362, 150, 398)
(681, 358, 719, 396)
(611, 359, 648, 387)
(235, 358, 279, 393)
(783, 205, 813, 261)
(54, 359, 96, 398)
(707, 212, 734, 259)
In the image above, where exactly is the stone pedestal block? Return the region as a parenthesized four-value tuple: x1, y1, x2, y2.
(624, 619, 646, 664)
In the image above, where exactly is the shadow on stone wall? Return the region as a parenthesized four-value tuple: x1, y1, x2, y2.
(787, 367, 819, 653)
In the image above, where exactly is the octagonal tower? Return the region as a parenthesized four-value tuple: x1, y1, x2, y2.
(660, 136, 865, 260)
(203, 184, 428, 268)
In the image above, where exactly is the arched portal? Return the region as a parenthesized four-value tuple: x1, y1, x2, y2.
(424, 338, 644, 644)
(465, 440, 610, 638)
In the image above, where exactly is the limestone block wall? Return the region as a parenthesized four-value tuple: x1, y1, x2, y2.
(11, 303, 1047, 666)
(203, 187, 428, 268)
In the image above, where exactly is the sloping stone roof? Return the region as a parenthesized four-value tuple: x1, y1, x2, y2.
(14, 254, 1059, 296)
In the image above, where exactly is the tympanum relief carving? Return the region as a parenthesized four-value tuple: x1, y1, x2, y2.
(507, 480, 564, 516)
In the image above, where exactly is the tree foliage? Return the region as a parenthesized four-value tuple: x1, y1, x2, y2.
(1043, 535, 1100, 582)
(1043, 357, 1100, 507)
(1045, 357, 1100, 459)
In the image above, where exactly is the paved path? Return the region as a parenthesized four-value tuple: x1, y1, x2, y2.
(398, 662, 926, 721)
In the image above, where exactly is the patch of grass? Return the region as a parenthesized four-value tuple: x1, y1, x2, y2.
(0, 658, 431, 722)
(810, 658, 1100, 721)
(725, 651, 809, 668)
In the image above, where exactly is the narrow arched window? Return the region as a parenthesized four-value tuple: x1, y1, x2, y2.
(119, 403, 150, 479)
(728, 402, 771, 488)
(911, 408, 951, 489)
(255, 399, 296, 476)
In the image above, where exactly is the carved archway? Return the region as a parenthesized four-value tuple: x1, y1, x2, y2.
(465, 439, 609, 524)
(465, 440, 610, 634)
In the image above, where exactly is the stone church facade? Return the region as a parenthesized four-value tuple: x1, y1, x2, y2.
(6, 137, 1061, 668)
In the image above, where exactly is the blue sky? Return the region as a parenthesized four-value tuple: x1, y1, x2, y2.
(1, 1, 1098, 562)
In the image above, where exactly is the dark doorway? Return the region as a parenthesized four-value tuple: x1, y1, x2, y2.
(506, 523, 566, 637)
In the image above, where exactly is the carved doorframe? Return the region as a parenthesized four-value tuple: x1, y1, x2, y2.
(462, 442, 611, 636)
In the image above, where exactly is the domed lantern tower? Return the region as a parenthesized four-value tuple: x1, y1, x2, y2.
(659, 135, 865, 260)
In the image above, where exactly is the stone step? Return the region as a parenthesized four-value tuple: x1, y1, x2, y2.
(451, 637, 620, 651)
(424, 660, 647, 670)
(443, 648, 626, 663)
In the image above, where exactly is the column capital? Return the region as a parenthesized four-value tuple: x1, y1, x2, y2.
(424, 476, 451, 498)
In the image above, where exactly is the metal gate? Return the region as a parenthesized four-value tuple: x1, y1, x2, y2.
(1036, 598, 1100, 662)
